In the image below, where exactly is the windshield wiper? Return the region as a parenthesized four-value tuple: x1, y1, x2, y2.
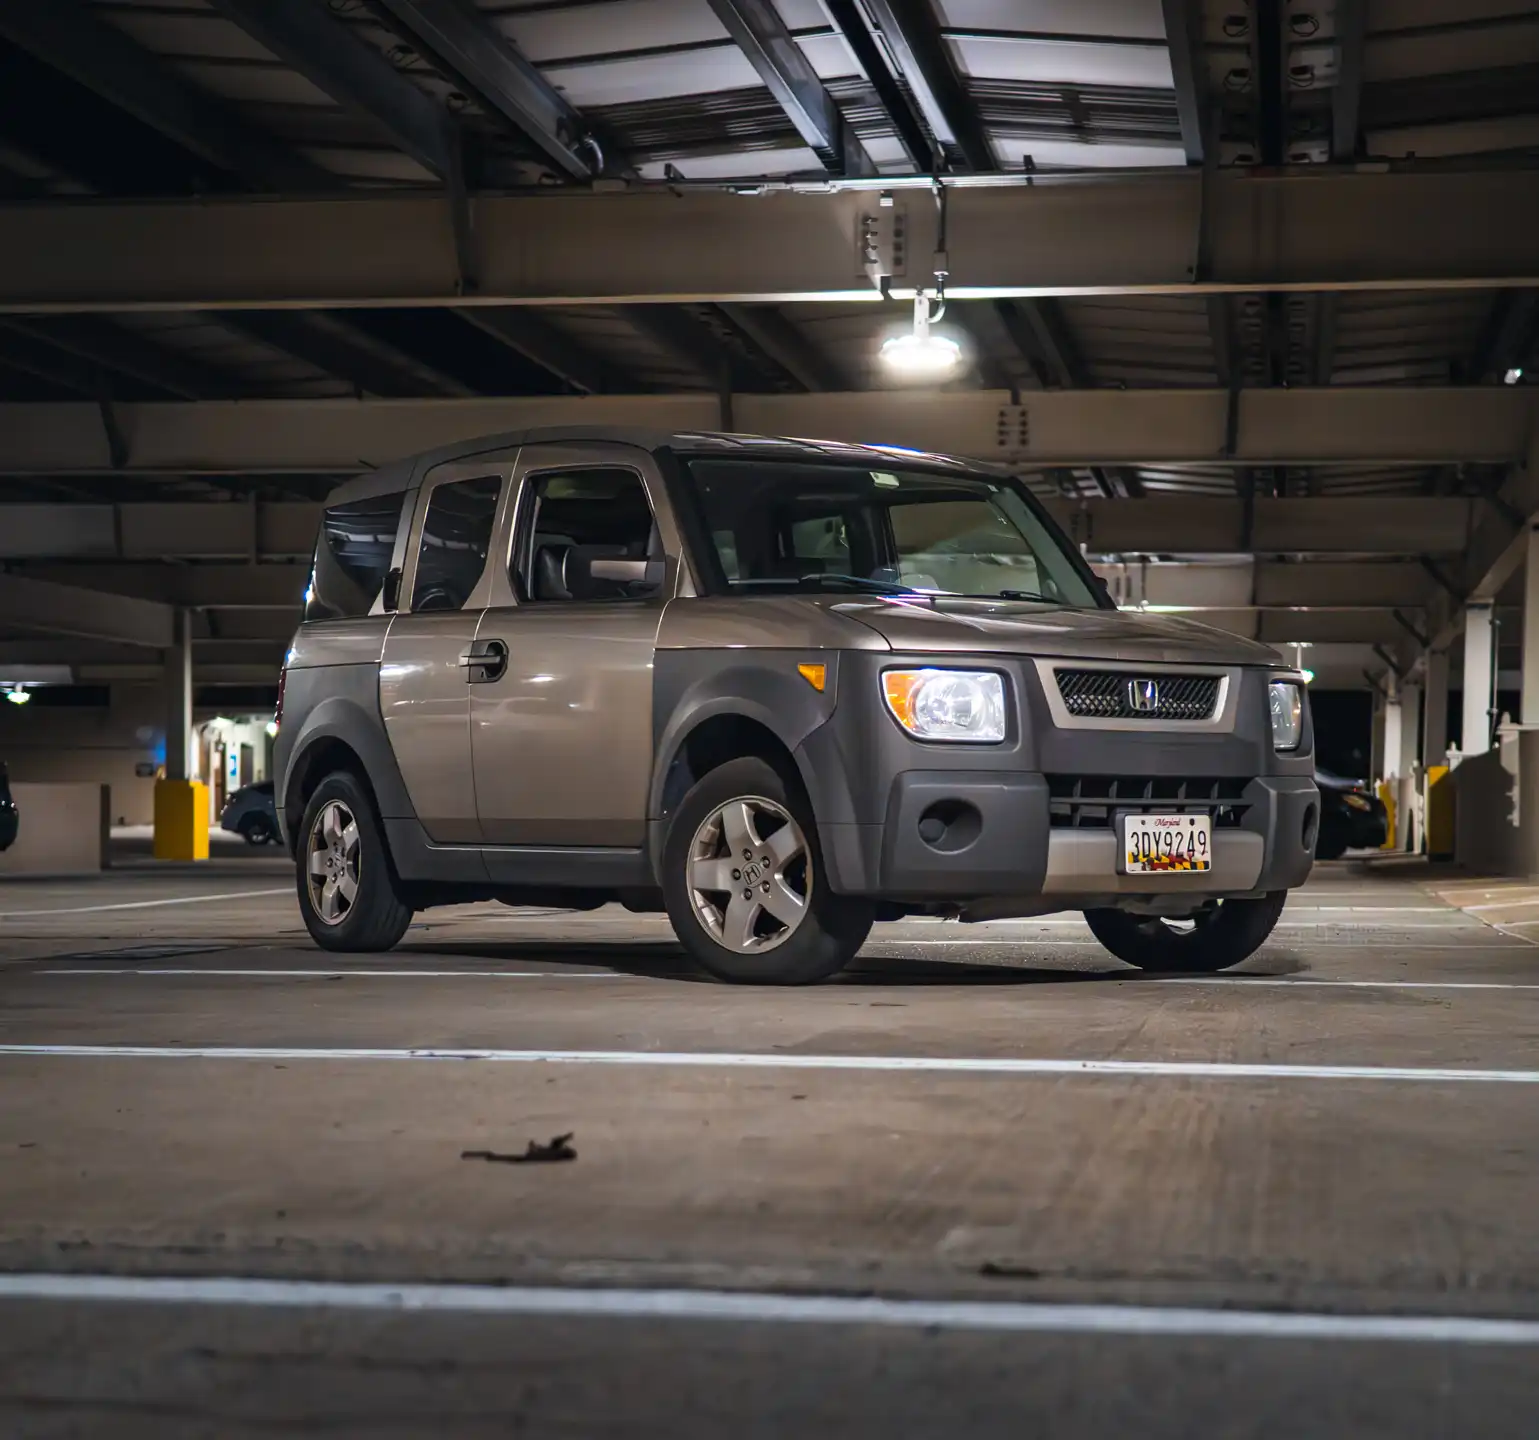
(798, 573, 920, 595)
(977, 589, 1059, 604)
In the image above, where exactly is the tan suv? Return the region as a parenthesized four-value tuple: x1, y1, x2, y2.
(274, 427, 1316, 984)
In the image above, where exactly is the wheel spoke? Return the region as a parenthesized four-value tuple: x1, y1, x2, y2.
(340, 820, 360, 856)
(335, 870, 359, 906)
(320, 805, 341, 846)
(718, 801, 759, 858)
(759, 876, 805, 928)
(763, 821, 805, 872)
(688, 856, 738, 894)
(721, 891, 763, 950)
(319, 877, 341, 921)
(307, 850, 329, 877)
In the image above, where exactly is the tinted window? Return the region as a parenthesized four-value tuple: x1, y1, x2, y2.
(411, 476, 502, 612)
(679, 460, 1098, 606)
(515, 468, 661, 602)
(305, 490, 407, 620)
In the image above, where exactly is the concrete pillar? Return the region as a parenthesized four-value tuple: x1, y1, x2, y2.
(163, 607, 193, 782)
(1370, 689, 1387, 781)
(153, 608, 207, 861)
(1423, 649, 1449, 769)
(1397, 681, 1421, 850)
(1382, 692, 1404, 781)
(1463, 603, 1495, 756)
(1523, 528, 1539, 726)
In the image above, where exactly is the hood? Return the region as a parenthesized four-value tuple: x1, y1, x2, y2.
(822, 597, 1282, 666)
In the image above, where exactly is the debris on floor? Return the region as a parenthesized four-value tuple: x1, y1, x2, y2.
(462, 1133, 576, 1165)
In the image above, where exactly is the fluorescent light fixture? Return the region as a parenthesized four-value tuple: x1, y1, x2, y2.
(4, 686, 31, 705)
(1504, 367, 1524, 385)
(880, 292, 961, 379)
(264, 720, 279, 738)
(1300, 668, 1315, 684)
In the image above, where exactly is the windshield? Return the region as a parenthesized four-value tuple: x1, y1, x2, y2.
(678, 458, 1101, 607)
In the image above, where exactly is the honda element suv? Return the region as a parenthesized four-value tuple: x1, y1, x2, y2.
(274, 427, 1316, 984)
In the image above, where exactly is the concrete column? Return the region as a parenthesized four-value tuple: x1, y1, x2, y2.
(1423, 649, 1449, 768)
(1524, 528, 1539, 726)
(1397, 680, 1421, 850)
(154, 607, 207, 861)
(164, 607, 193, 782)
(1369, 689, 1387, 781)
(1382, 692, 1403, 781)
(1463, 603, 1495, 756)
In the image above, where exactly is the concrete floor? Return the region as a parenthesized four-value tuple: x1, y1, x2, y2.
(2, 859, 1538, 1436)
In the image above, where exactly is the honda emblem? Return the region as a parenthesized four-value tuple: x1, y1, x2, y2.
(1127, 678, 1160, 713)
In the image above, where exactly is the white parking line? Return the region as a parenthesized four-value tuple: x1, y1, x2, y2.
(32, 969, 1539, 993)
(3, 1044, 1538, 1084)
(0, 1274, 1535, 1345)
(0, 889, 290, 918)
(39, 968, 631, 979)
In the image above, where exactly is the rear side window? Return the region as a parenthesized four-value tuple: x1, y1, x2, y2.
(305, 490, 408, 621)
(411, 475, 502, 612)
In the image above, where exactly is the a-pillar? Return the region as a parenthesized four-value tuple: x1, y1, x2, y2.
(1462, 604, 1495, 757)
(1523, 527, 1539, 726)
(153, 607, 208, 861)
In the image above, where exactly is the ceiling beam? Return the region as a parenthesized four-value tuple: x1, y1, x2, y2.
(0, 317, 245, 401)
(209, 0, 455, 179)
(0, 571, 174, 648)
(1159, 0, 1206, 164)
(1466, 290, 1539, 384)
(452, 307, 634, 395)
(7, 172, 1537, 309)
(0, 389, 1530, 476)
(819, 0, 932, 170)
(854, 0, 994, 170)
(5, 562, 309, 609)
(215, 310, 474, 399)
(1331, 0, 1366, 162)
(716, 304, 847, 392)
(0, 0, 328, 191)
(367, 0, 601, 180)
(707, 0, 876, 177)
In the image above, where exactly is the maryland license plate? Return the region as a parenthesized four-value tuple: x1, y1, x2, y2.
(1121, 813, 1212, 873)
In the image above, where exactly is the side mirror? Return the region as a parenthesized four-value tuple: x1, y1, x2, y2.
(381, 567, 402, 612)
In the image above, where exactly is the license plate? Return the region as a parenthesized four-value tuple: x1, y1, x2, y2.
(1121, 813, 1212, 873)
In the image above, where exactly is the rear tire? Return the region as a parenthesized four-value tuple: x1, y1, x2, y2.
(663, 756, 874, 984)
(1314, 831, 1348, 861)
(1084, 892, 1286, 973)
(240, 814, 276, 846)
(296, 771, 413, 953)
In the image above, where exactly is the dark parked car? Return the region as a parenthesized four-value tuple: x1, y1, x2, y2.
(1314, 768, 1388, 859)
(0, 762, 16, 853)
(220, 779, 279, 845)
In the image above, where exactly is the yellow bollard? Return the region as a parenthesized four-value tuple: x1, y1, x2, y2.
(1376, 782, 1397, 851)
(153, 779, 210, 861)
(1425, 764, 1454, 860)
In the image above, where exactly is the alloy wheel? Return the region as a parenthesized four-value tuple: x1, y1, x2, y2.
(306, 799, 361, 926)
(686, 795, 810, 954)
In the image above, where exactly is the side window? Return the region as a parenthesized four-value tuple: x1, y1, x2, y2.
(410, 475, 502, 613)
(515, 468, 663, 603)
(305, 489, 407, 620)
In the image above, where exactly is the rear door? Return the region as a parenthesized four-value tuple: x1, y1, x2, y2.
(378, 462, 512, 844)
(469, 444, 685, 849)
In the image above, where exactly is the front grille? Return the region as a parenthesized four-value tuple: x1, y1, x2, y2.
(1048, 775, 1251, 830)
(1054, 669, 1221, 721)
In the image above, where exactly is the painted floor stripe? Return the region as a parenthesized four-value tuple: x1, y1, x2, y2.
(2, 1044, 1537, 1084)
(0, 889, 289, 918)
(38, 968, 632, 979)
(32, 969, 1539, 993)
(0, 1274, 1536, 1345)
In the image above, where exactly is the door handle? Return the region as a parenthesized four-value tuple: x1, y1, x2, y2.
(458, 639, 508, 682)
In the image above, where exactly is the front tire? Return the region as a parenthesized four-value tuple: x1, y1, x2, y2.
(662, 756, 874, 984)
(296, 771, 413, 953)
(1084, 892, 1287, 973)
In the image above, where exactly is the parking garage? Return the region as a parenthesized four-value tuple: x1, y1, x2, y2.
(2, 1, 1539, 1434)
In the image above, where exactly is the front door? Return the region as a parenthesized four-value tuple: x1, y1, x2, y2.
(378, 464, 510, 844)
(470, 445, 683, 849)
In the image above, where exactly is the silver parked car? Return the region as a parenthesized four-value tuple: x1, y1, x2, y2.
(274, 428, 1317, 984)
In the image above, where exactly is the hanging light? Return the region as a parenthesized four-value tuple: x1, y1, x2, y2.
(880, 291, 962, 378)
(3, 685, 31, 705)
(1505, 366, 1524, 386)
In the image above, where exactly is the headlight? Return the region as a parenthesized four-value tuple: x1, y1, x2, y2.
(882, 669, 1007, 743)
(1269, 681, 1303, 751)
(1343, 792, 1372, 812)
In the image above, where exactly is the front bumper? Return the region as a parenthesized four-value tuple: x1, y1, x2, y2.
(816, 772, 1317, 905)
(794, 651, 1317, 909)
